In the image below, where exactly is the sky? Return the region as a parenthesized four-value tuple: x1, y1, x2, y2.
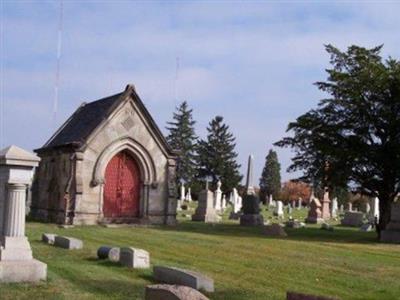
(1, 1, 400, 183)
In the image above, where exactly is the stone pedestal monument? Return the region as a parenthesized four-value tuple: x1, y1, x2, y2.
(306, 197, 323, 224)
(214, 180, 222, 211)
(240, 155, 263, 226)
(192, 182, 221, 223)
(0, 145, 47, 282)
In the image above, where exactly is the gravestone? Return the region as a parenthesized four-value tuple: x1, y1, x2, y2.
(153, 266, 214, 292)
(120, 247, 150, 268)
(360, 224, 373, 232)
(297, 198, 302, 210)
(331, 198, 338, 218)
(321, 190, 331, 220)
(274, 201, 284, 217)
(320, 222, 334, 231)
(263, 223, 287, 237)
(380, 202, 400, 243)
(42, 233, 57, 245)
(192, 185, 221, 223)
(145, 284, 209, 300)
(109, 247, 121, 262)
(213, 181, 222, 211)
(221, 194, 226, 211)
(97, 246, 113, 259)
(341, 211, 364, 227)
(54, 236, 83, 249)
(0, 145, 47, 282)
(240, 155, 263, 226)
(185, 188, 192, 202)
(306, 198, 323, 224)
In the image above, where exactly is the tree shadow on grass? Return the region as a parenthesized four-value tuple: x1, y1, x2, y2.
(157, 221, 379, 245)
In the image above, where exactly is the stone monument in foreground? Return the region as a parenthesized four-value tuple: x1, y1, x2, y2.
(240, 155, 264, 226)
(0, 145, 47, 282)
(380, 202, 400, 243)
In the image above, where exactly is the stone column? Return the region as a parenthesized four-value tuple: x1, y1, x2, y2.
(4, 183, 27, 237)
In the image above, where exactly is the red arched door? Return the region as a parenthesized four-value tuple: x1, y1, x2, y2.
(103, 151, 141, 218)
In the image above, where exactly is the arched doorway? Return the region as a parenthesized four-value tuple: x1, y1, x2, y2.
(103, 150, 141, 219)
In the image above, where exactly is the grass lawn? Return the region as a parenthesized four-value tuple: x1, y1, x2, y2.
(1, 205, 399, 300)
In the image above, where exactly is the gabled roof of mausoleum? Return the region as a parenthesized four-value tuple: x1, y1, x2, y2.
(36, 84, 175, 157)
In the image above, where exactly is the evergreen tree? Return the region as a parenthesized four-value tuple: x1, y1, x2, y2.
(197, 116, 242, 191)
(166, 101, 197, 186)
(259, 149, 281, 202)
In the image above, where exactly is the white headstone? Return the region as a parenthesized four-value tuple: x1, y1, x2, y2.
(221, 195, 226, 210)
(274, 201, 284, 217)
(331, 197, 338, 218)
(268, 194, 273, 207)
(185, 188, 192, 202)
(180, 184, 185, 202)
(232, 188, 241, 213)
(214, 181, 222, 211)
(297, 198, 302, 210)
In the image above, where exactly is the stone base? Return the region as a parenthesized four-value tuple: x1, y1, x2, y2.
(380, 230, 400, 244)
(240, 214, 264, 226)
(0, 236, 33, 261)
(0, 259, 47, 283)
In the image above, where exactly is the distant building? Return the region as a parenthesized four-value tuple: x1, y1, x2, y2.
(31, 84, 177, 225)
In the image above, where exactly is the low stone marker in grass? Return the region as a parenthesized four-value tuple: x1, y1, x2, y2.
(341, 211, 364, 227)
(54, 236, 83, 250)
(97, 246, 120, 262)
(119, 247, 149, 268)
(287, 291, 340, 300)
(42, 233, 57, 245)
(153, 266, 214, 292)
(145, 284, 209, 300)
(263, 223, 287, 237)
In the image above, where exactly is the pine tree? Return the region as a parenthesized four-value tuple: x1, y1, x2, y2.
(259, 149, 281, 202)
(196, 116, 242, 191)
(166, 101, 197, 186)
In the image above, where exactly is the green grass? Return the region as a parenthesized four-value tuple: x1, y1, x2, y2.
(1, 206, 400, 300)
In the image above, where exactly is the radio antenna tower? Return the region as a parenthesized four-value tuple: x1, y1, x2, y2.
(53, 0, 63, 128)
(0, 0, 4, 148)
(174, 56, 180, 104)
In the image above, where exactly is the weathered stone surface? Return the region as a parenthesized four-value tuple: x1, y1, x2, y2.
(381, 203, 400, 243)
(240, 214, 264, 226)
(306, 198, 323, 224)
(341, 211, 364, 227)
(242, 194, 260, 214)
(153, 266, 214, 292)
(145, 284, 209, 300)
(120, 247, 150, 268)
(192, 189, 220, 223)
(54, 236, 83, 250)
(263, 223, 287, 237)
(0, 259, 47, 283)
(109, 247, 121, 262)
(287, 291, 340, 300)
(42, 233, 57, 245)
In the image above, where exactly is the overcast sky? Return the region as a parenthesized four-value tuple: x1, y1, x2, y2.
(1, 1, 400, 183)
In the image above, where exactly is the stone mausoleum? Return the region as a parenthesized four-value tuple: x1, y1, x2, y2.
(31, 84, 177, 225)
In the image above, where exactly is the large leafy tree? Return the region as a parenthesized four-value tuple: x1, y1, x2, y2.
(166, 101, 197, 186)
(276, 45, 400, 237)
(259, 149, 281, 202)
(196, 116, 242, 191)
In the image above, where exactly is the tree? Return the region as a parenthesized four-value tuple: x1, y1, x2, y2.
(259, 149, 281, 202)
(196, 116, 242, 191)
(166, 101, 197, 186)
(279, 181, 310, 204)
(276, 45, 400, 237)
